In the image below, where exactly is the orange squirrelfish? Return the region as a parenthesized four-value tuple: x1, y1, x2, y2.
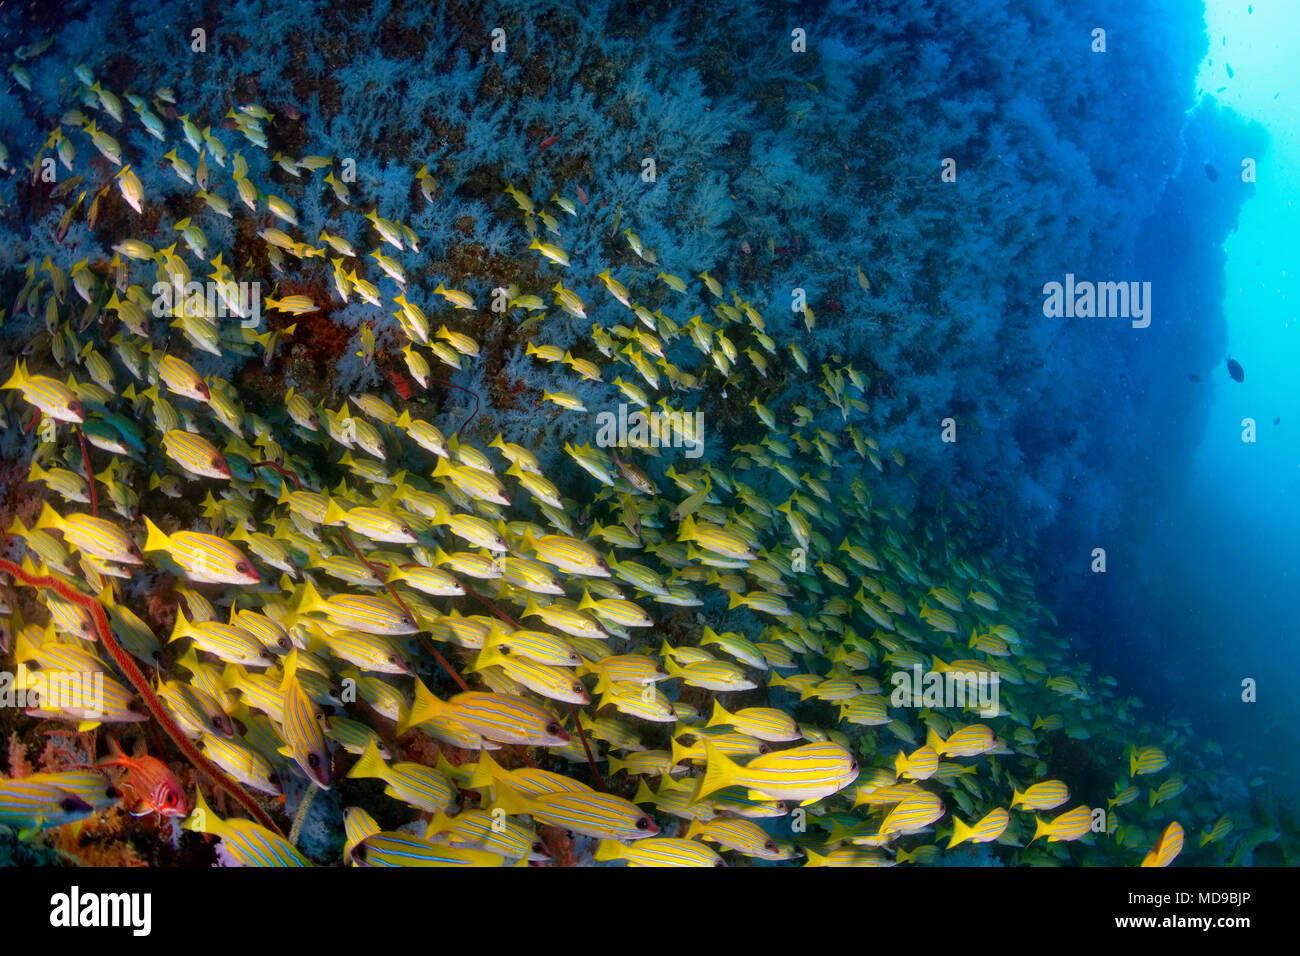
(96, 736, 189, 817)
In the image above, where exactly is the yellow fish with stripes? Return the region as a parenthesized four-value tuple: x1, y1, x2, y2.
(694, 741, 858, 805)
(404, 679, 571, 747)
(595, 837, 722, 867)
(35, 502, 142, 565)
(346, 740, 455, 813)
(279, 649, 332, 789)
(948, 807, 1010, 847)
(1140, 820, 1184, 868)
(492, 782, 658, 841)
(2, 360, 85, 422)
(184, 787, 309, 867)
(143, 517, 260, 584)
(1032, 805, 1094, 843)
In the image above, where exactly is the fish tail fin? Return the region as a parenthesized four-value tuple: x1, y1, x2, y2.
(468, 749, 506, 790)
(893, 750, 909, 779)
(183, 785, 221, 836)
(706, 699, 733, 729)
(472, 646, 506, 672)
(168, 604, 193, 643)
(925, 726, 945, 754)
(669, 737, 693, 771)
(948, 817, 972, 849)
(592, 839, 623, 863)
(345, 740, 388, 782)
(12, 626, 39, 665)
(489, 781, 536, 819)
(399, 677, 444, 734)
(34, 501, 63, 533)
(142, 516, 170, 553)
(94, 735, 128, 769)
(1, 360, 27, 391)
(294, 577, 327, 617)
(693, 741, 741, 803)
(322, 498, 348, 526)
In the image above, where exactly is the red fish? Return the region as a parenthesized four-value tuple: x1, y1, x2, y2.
(383, 365, 413, 400)
(576, 185, 589, 205)
(96, 737, 189, 818)
(539, 133, 560, 150)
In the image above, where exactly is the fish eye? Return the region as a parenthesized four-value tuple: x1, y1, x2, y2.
(635, 816, 652, 830)
(236, 561, 251, 573)
(307, 753, 319, 768)
(106, 786, 121, 799)
(572, 683, 584, 695)
(278, 637, 291, 650)
(211, 456, 223, 468)
(545, 722, 561, 735)
(764, 841, 777, 852)
(531, 841, 546, 855)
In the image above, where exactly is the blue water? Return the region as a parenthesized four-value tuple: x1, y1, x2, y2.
(1045, 0, 1299, 798)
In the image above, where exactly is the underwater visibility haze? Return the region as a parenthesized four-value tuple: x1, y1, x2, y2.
(0, 0, 1295, 873)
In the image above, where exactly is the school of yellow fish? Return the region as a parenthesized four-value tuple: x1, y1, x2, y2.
(0, 57, 1270, 867)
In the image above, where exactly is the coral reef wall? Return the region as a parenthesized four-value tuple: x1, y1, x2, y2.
(0, 0, 1244, 603)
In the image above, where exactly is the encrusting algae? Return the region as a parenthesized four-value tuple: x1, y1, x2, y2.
(0, 42, 1291, 870)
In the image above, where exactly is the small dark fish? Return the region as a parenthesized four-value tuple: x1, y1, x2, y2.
(1226, 357, 1244, 382)
(1188, 373, 1201, 382)
(1226, 63, 1234, 79)
(1273, 417, 1280, 426)
(1205, 163, 1219, 182)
